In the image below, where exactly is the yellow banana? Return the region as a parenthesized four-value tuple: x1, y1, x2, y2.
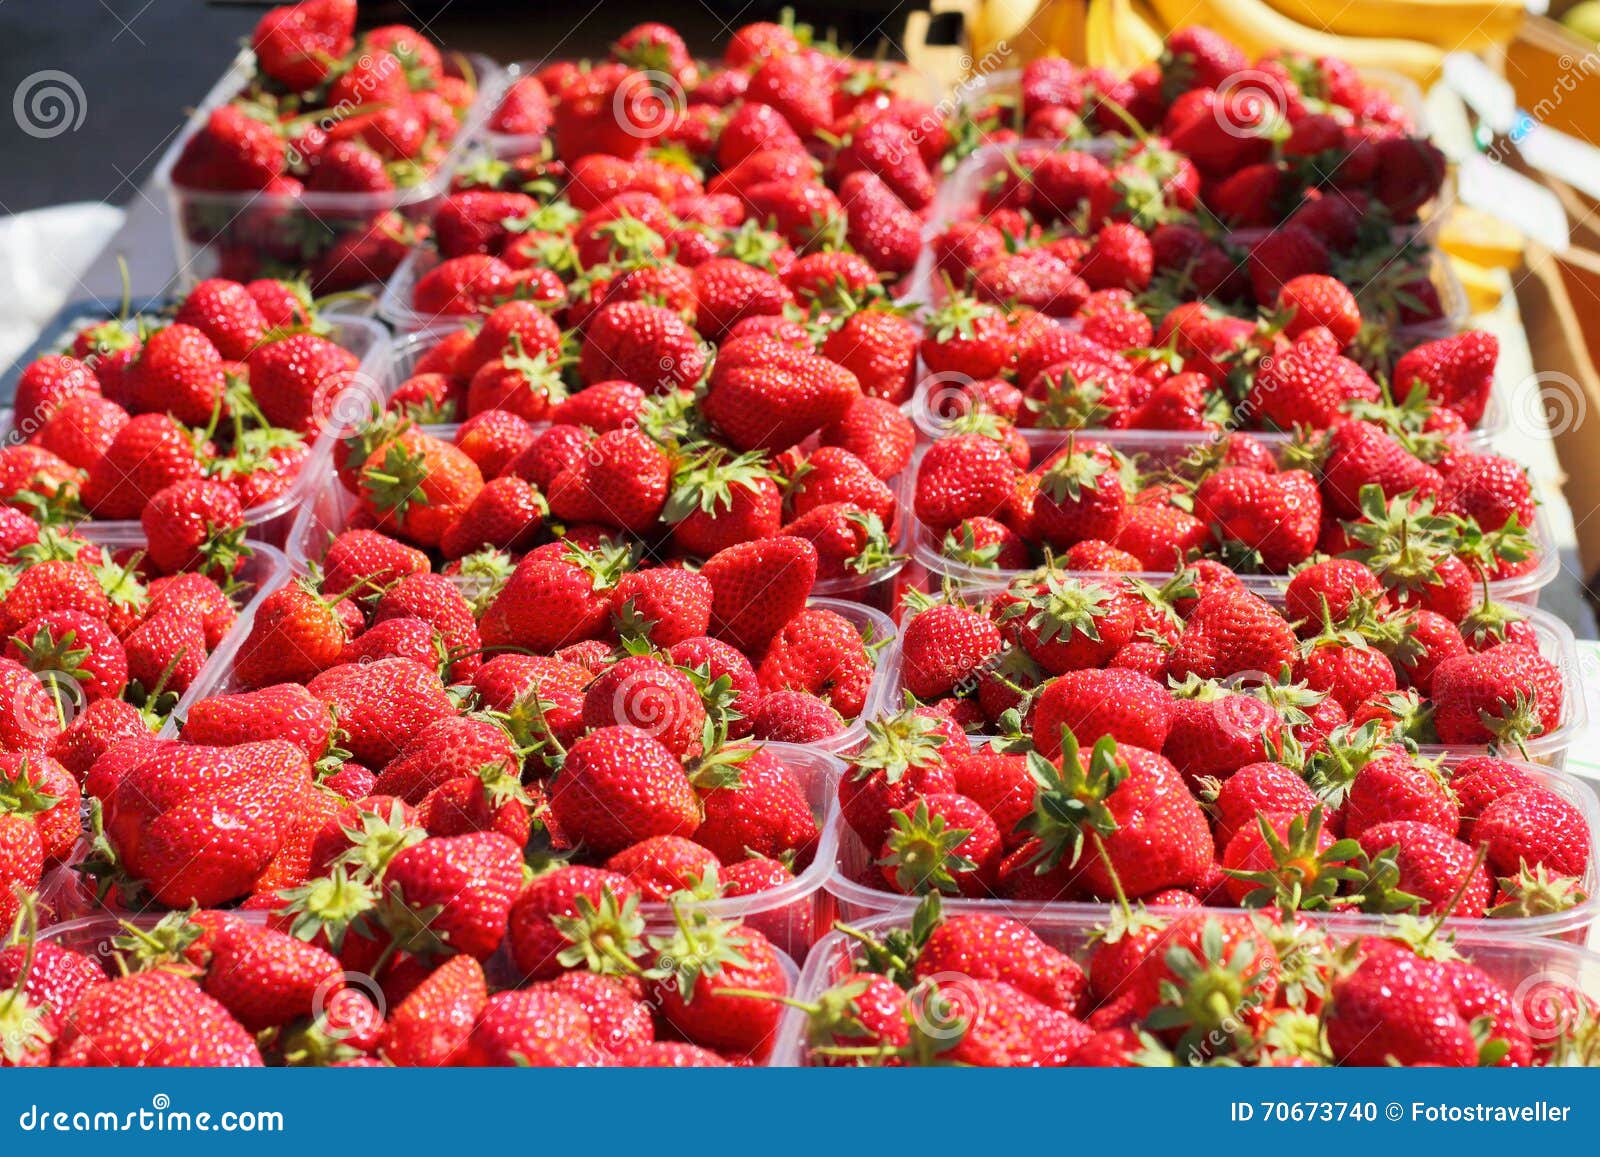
(1086, 0, 1122, 70)
(1447, 255, 1508, 313)
(1258, 0, 1524, 54)
(1112, 0, 1166, 67)
(1016, 0, 1089, 64)
(968, 0, 1042, 64)
(1439, 208, 1527, 271)
(1144, 0, 1446, 84)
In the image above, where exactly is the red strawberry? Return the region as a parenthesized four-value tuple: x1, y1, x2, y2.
(55, 969, 262, 1066)
(1392, 331, 1496, 426)
(1476, 787, 1590, 879)
(546, 428, 670, 533)
(1431, 643, 1562, 747)
(1032, 668, 1172, 755)
(1166, 587, 1297, 681)
(703, 336, 859, 452)
(141, 479, 245, 577)
(383, 832, 525, 960)
(1193, 467, 1320, 572)
(379, 954, 487, 1067)
(248, 332, 363, 436)
(235, 582, 349, 687)
(700, 535, 817, 653)
(547, 726, 700, 858)
(506, 866, 641, 980)
(81, 413, 203, 519)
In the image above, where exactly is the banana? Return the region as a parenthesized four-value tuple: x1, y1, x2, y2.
(1016, 0, 1089, 64)
(968, 0, 1042, 64)
(1112, 0, 1166, 67)
(1447, 255, 1508, 313)
(1086, 0, 1122, 70)
(1439, 207, 1528, 270)
(1144, 0, 1446, 84)
(1259, 0, 1524, 54)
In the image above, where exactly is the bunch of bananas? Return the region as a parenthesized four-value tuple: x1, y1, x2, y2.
(982, 0, 1525, 83)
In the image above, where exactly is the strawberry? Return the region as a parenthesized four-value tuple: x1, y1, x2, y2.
(439, 475, 546, 559)
(605, 835, 720, 902)
(360, 428, 484, 549)
(1010, 575, 1142, 675)
(821, 309, 919, 404)
(413, 254, 517, 318)
(1166, 587, 1297, 682)
(181, 683, 335, 756)
(692, 258, 794, 339)
(649, 914, 788, 1059)
(608, 568, 713, 648)
(506, 866, 642, 980)
(96, 739, 316, 907)
(235, 582, 349, 687)
(899, 604, 1004, 701)
(1025, 732, 1214, 899)
(1245, 225, 1330, 305)
(1032, 668, 1172, 755)
(751, 692, 845, 743)
(35, 394, 130, 470)
(478, 549, 621, 654)
(547, 428, 670, 533)
(1439, 453, 1535, 533)
(580, 301, 708, 392)
(1355, 821, 1491, 917)
(942, 516, 1030, 570)
(383, 831, 525, 960)
(80, 413, 203, 519)
(703, 336, 859, 452)
(251, 0, 354, 90)
(320, 529, 430, 599)
(249, 332, 363, 436)
(306, 657, 455, 769)
(141, 479, 246, 577)
(838, 170, 922, 276)
(548, 727, 700, 857)
(7, 609, 128, 704)
(923, 977, 1091, 1067)
(1391, 331, 1496, 426)
(695, 747, 818, 864)
(379, 954, 487, 1067)
(1276, 274, 1361, 347)
(14, 355, 100, 439)
(921, 296, 1016, 381)
(174, 279, 269, 361)
(461, 989, 599, 1067)
(1325, 942, 1480, 1066)
(374, 715, 518, 805)
(1193, 467, 1321, 573)
(54, 968, 262, 1066)
(455, 411, 538, 475)
(0, 804, 46, 935)
(123, 612, 208, 696)
(583, 655, 708, 759)
(47, 697, 150, 780)
(203, 919, 344, 1032)
(913, 434, 1021, 533)
(1283, 558, 1383, 629)
(700, 535, 816, 653)
(1316, 421, 1443, 519)
(171, 105, 284, 192)
(1245, 334, 1379, 429)
(1032, 442, 1127, 547)
(465, 343, 565, 423)
(1476, 787, 1590, 879)
(1430, 643, 1562, 747)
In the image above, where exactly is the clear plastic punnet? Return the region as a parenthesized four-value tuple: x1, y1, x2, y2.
(152, 50, 508, 292)
(2, 312, 392, 548)
(902, 432, 1556, 610)
(768, 909, 1599, 1066)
